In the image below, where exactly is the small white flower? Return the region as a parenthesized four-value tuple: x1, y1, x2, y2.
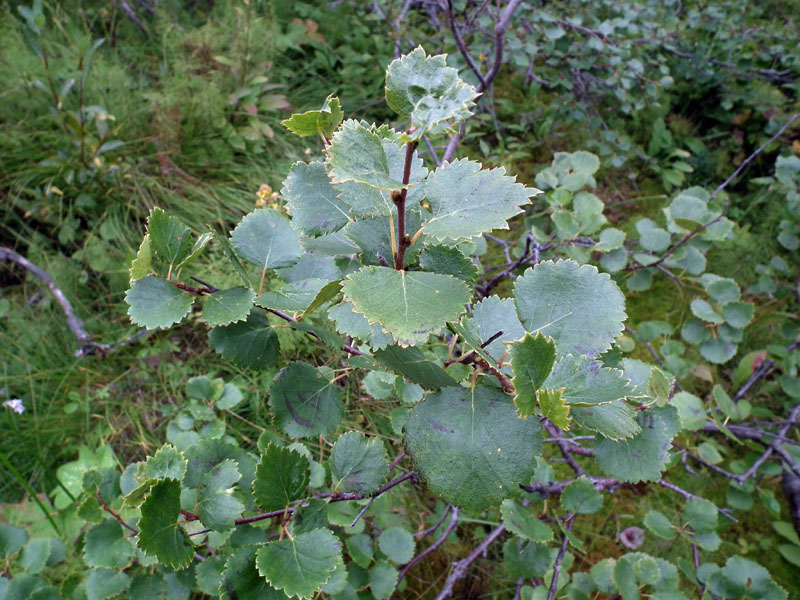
(3, 399, 25, 414)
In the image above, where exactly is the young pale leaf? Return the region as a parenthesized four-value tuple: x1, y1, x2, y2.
(126, 276, 193, 329)
(129, 234, 152, 282)
(83, 520, 136, 569)
(202, 286, 255, 326)
(572, 401, 641, 441)
(85, 568, 131, 600)
(419, 245, 478, 283)
(253, 443, 310, 511)
(500, 500, 553, 542)
(208, 309, 280, 369)
(268, 362, 343, 438)
(282, 161, 350, 236)
(343, 266, 471, 347)
(125, 444, 187, 507)
(136, 479, 193, 569)
(299, 280, 342, 321)
(378, 527, 415, 564)
(330, 432, 388, 494)
(423, 159, 538, 243)
(384, 46, 478, 140)
(404, 386, 543, 512)
(538, 387, 571, 430)
(372, 345, 458, 389)
(510, 332, 557, 418)
(646, 366, 671, 407)
(255, 528, 341, 599)
(219, 545, 284, 599)
(594, 406, 681, 482)
(147, 207, 193, 268)
(514, 260, 626, 358)
(282, 94, 344, 139)
(561, 477, 604, 514)
(176, 231, 213, 271)
(369, 561, 399, 599)
(183, 441, 244, 530)
(230, 208, 301, 269)
(325, 120, 405, 190)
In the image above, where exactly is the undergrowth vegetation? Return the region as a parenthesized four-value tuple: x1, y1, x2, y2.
(1, 1, 799, 599)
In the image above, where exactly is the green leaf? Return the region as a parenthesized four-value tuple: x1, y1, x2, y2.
(183, 440, 244, 530)
(510, 332, 557, 418)
(331, 432, 388, 494)
(722, 302, 754, 328)
(596, 228, 626, 251)
(778, 544, 800, 568)
(129, 234, 152, 282)
(594, 406, 681, 482)
(208, 309, 280, 369)
(368, 561, 398, 600)
(83, 520, 136, 569)
(85, 568, 131, 600)
(419, 245, 478, 283)
(325, 120, 405, 190)
(230, 208, 302, 269)
(707, 556, 787, 600)
(256, 528, 341, 599)
(20, 538, 51, 574)
(329, 301, 394, 350)
(148, 207, 193, 269)
(514, 260, 626, 358)
(282, 161, 351, 236)
(422, 159, 537, 243)
(300, 280, 342, 321)
(700, 338, 737, 364)
(0, 523, 28, 558)
(344, 214, 422, 267)
(690, 298, 724, 324)
(636, 218, 671, 252)
(219, 545, 285, 599)
(203, 287, 255, 326)
(539, 387, 571, 430)
(404, 386, 543, 512)
(471, 296, 526, 364)
(343, 266, 471, 347)
(136, 479, 194, 569)
(643, 511, 676, 540)
(126, 276, 193, 329)
(253, 443, 310, 511)
(544, 354, 635, 407)
(346, 534, 374, 568)
(268, 362, 343, 438)
(125, 444, 187, 507)
(500, 499, 553, 542)
(670, 392, 706, 431)
(684, 497, 717, 533)
(178, 232, 213, 271)
(372, 345, 457, 389)
(612, 558, 639, 600)
(378, 527, 415, 564)
(705, 277, 740, 304)
(646, 366, 671, 407)
(384, 46, 478, 140)
(255, 279, 327, 312)
(503, 538, 552, 578)
(561, 476, 603, 514)
(282, 94, 344, 139)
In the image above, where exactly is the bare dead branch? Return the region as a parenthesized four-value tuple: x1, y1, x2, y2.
(434, 522, 506, 600)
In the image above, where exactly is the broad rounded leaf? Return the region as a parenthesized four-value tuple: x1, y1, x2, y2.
(572, 401, 641, 441)
(255, 279, 327, 312)
(255, 528, 341, 599)
(368, 561, 398, 599)
(404, 386, 543, 512)
(253, 443, 310, 511)
(20, 538, 51, 574)
(325, 120, 404, 190)
(86, 568, 131, 600)
(83, 520, 136, 569)
(183, 440, 244, 530)
(136, 479, 193, 569)
(268, 362, 343, 438)
(561, 476, 603, 514)
(544, 354, 635, 406)
(343, 266, 471, 347)
(384, 46, 478, 139)
(147, 207, 193, 268)
(514, 260, 626, 357)
(230, 208, 301, 269)
(0, 523, 28, 558)
(219, 546, 284, 599)
(282, 161, 350, 236)
(500, 500, 553, 542)
(378, 527, 415, 564)
(471, 296, 526, 365)
(203, 286, 255, 326)
(208, 309, 280, 369)
(700, 338, 737, 364)
(126, 276, 193, 329)
(419, 244, 478, 283)
(328, 301, 394, 350)
(643, 510, 676, 540)
(594, 406, 681, 482)
(346, 534, 374, 568)
(125, 444, 187, 507)
(330, 432, 388, 494)
(423, 159, 537, 243)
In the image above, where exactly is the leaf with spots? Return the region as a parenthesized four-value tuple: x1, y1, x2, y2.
(268, 362, 344, 439)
